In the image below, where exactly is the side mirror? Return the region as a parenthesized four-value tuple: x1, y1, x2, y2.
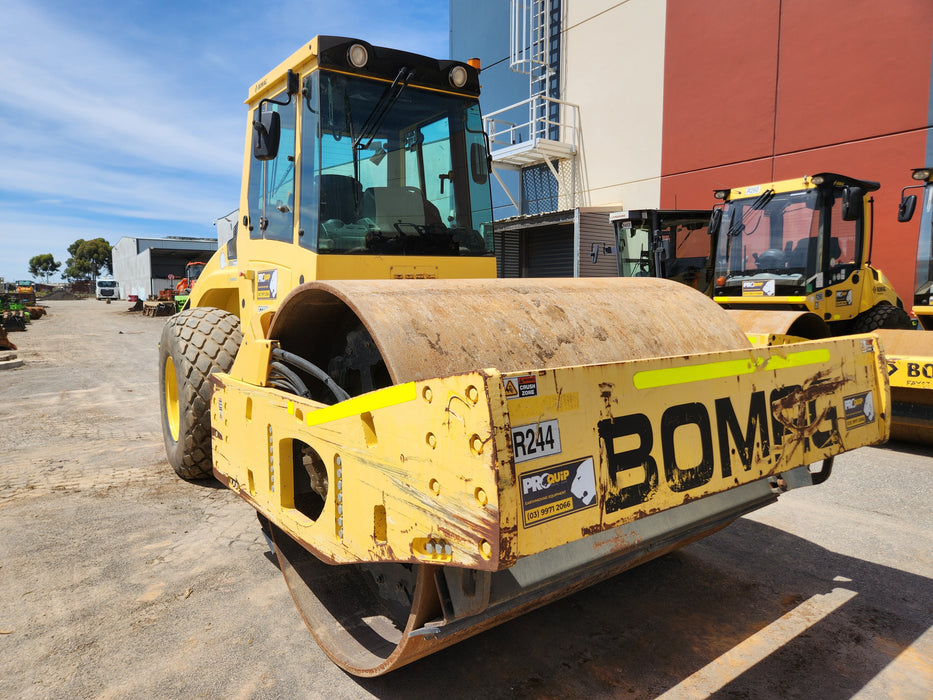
(470, 141, 489, 185)
(842, 186, 864, 221)
(898, 194, 917, 222)
(708, 208, 722, 236)
(253, 110, 281, 162)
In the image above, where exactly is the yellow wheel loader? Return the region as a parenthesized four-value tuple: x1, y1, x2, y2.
(159, 37, 891, 676)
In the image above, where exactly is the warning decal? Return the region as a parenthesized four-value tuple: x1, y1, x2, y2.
(520, 456, 598, 528)
(505, 374, 538, 400)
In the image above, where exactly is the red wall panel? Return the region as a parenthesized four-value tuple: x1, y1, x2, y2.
(660, 0, 933, 308)
(775, 0, 933, 154)
(661, 0, 780, 175)
(774, 131, 929, 304)
(659, 159, 772, 209)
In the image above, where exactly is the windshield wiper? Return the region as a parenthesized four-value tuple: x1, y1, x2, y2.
(726, 188, 775, 238)
(354, 67, 414, 153)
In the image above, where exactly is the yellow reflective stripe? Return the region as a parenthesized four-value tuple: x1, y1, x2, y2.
(633, 349, 830, 389)
(713, 295, 806, 302)
(306, 382, 417, 426)
(286, 400, 295, 415)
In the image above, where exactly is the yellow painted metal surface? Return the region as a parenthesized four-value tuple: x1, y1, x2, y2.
(723, 175, 812, 199)
(874, 329, 933, 391)
(211, 334, 889, 571)
(716, 269, 901, 321)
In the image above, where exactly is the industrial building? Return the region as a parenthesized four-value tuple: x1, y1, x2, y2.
(112, 236, 217, 300)
(451, 0, 933, 304)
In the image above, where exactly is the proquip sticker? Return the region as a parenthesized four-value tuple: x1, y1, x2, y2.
(520, 456, 598, 528)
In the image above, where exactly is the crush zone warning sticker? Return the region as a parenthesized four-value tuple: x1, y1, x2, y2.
(520, 457, 597, 528)
(505, 375, 538, 400)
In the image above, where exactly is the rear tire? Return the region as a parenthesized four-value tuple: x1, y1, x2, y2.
(159, 307, 241, 480)
(852, 303, 913, 333)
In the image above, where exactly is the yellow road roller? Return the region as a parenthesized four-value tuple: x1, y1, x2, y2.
(873, 167, 933, 443)
(707, 172, 932, 443)
(159, 37, 891, 676)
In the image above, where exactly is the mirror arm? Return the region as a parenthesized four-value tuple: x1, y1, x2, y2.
(253, 70, 299, 132)
(898, 184, 923, 223)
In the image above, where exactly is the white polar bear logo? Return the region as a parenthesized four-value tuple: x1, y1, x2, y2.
(571, 458, 596, 506)
(863, 391, 874, 422)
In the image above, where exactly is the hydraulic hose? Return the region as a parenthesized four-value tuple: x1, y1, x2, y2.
(271, 347, 351, 403)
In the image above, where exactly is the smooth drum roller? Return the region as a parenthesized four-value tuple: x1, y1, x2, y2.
(265, 277, 753, 676)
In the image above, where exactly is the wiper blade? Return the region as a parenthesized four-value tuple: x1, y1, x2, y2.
(354, 67, 414, 152)
(726, 188, 775, 238)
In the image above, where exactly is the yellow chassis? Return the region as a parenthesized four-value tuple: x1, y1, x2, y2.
(211, 335, 889, 571)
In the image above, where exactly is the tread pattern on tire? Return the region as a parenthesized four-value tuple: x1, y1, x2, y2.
(851, 303, 913, 334)
(163, 307, 241, 479)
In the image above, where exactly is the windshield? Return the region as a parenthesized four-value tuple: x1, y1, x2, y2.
(616, 222, 652, 277)
(616, 213, 712, 291)
(714, 187, 859, 296)
(916, 184, 933, 304)
(97, 280, 118, 288)
(298, 71, 494, 256)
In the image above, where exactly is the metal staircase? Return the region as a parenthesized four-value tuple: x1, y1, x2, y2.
(484, 0, 577, 209)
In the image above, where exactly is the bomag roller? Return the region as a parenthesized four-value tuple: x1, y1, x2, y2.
(708, 172, 932, 443)
(871, 167, 933, 443)
(158, 37, 892, 676)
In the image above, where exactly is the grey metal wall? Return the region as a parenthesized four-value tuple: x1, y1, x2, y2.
(523, 226, 573, 277)
(578, 211, 618, 278)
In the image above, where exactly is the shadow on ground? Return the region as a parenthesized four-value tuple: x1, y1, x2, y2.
(344, 518, 931, 698)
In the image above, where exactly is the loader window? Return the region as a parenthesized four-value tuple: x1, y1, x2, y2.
(715, 189, 824, 295)
(247, 90, 296, 243)
(616, 223, 652, 277)
(916, 185, 933, 301)
(298, 71, 494, 256)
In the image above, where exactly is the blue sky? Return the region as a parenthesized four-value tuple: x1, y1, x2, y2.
(0, 0, 450, 283)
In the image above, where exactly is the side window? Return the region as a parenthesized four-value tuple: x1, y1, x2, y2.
(618, 226, 651, 277)
(299, 73, 320, 251)
(464, 104, 494, 240)
(408, 118, 452, 219)
(247, 90, 296, 242)
(829, 197, 858, 267)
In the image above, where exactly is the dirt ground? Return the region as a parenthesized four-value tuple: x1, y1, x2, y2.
(1, 300, 931, 699)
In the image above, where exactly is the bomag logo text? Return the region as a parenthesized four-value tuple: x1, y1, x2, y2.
(599, 388, 838, 513)
(522, 469, 570, 494)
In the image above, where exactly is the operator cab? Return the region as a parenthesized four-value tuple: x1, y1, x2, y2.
(897, 167, 933, 328)
(611, 209, 713, 293)
(245, 38, 494, 260)
(711, 173, 877, 298)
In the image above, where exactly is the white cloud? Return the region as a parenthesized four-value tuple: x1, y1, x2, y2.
(0, 0, 451, 282)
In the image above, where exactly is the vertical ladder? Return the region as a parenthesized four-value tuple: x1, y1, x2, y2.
(510, 0, 552, 139)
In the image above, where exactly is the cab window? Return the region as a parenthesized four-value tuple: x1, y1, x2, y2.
(247, 89, 296, 242)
